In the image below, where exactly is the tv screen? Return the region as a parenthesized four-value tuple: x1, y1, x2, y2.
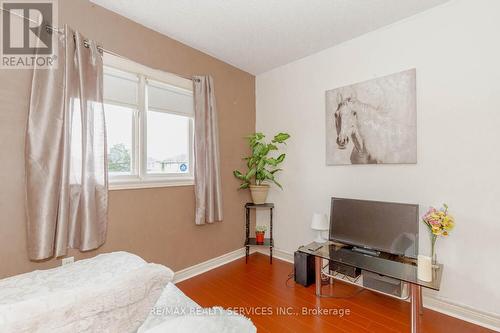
(329, 198, 418, 258)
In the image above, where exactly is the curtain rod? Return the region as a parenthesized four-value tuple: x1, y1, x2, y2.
(94, 43, 198, 82)
(51, 26, 197, 82)
(0, 6, 197, 82)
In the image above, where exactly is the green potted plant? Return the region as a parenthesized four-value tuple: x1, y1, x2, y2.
(255, 225, 267, 244)
(233, 132, 290, 204)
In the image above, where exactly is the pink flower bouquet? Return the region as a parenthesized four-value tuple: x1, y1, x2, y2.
(422, 204, 455, 265)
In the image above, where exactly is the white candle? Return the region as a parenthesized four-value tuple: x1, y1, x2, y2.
(417, 255, 432, 282)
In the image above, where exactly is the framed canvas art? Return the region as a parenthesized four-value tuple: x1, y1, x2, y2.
(325, 69, 417, 165)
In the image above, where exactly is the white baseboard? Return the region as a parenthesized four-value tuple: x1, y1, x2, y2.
(256, 247, 294, 263)
(173, 247, 255, 283)
(423, 294, 500, 332)
(173, 246, 500, 332)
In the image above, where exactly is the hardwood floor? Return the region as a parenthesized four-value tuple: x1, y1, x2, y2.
(177, 252, 495, 333)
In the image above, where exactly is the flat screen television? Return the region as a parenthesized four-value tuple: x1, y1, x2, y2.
(329, 198, 418, 259)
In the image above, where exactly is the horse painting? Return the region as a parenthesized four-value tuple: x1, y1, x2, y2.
(326, 69, 417, 165)
(334, 94, 379, 164)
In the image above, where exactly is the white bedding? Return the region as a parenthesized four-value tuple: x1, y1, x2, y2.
(0, 252, 173, 333)
(138, 282, 201, 332)
(139, 283, 256, 333)
(144, 307, 257, 333)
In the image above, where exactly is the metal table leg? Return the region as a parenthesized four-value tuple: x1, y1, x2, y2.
(419, 286, 423, 315)
(410, 284, 422, 333)
(269, 207, 273, 264)
(315, 256, 322, 296)
(245, 207, 249, 263)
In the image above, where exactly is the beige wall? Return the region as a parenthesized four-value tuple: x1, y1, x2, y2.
(0, 0, 255, 278)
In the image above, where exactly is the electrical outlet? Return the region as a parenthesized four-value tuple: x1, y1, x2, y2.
(62, 257, 74, 266)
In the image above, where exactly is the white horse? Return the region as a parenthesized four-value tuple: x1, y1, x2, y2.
(334, 93, 408, 164)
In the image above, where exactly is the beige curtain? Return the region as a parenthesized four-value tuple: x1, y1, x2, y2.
(193, 76, 223, 225)
(25, 25, 108, 260)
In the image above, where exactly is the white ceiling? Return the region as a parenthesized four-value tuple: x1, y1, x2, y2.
(90, 0, 450, 75)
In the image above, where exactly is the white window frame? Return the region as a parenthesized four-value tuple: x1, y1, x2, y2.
(104, 54, 194, 190)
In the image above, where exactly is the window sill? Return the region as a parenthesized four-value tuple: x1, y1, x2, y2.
(109, 178, 194, 191)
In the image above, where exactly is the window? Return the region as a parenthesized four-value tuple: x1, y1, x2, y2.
(103, 54, 194, 189)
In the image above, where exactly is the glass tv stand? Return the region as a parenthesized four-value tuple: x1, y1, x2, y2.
(298, 241, 443, 333)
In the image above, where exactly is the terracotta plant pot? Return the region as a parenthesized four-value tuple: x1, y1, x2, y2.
(255, 231, 265, 244)
(249, 184, 269, 204)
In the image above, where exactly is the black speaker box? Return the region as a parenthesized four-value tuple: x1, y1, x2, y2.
(294, 251, 315, 287)
(329, 261, 361, 278)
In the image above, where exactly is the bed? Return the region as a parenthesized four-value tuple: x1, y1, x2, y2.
(0, 252, 256, 333)
(138, 282, 256, 333)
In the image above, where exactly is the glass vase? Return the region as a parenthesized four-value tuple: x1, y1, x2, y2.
(430, 234, 438, 268)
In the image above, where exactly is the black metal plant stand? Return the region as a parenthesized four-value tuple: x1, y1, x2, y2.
(245, 202, 274, 264)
